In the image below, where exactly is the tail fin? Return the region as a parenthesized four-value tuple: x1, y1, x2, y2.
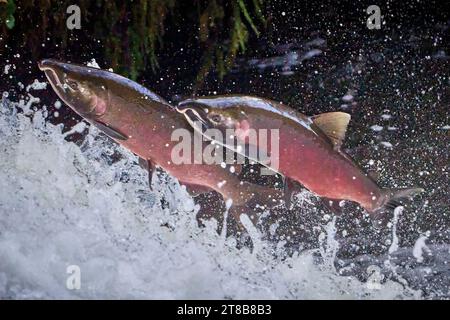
(372, 187, 424, 227)
(381, 187, 424, 210)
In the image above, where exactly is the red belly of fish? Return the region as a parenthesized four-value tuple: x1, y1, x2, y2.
(277, 128, 382, 210)
(120, 119, 221, 186)
(112, 114, 262, 205)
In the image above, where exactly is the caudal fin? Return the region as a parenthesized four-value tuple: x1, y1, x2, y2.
(372, 187, 424, 227)
(381, 187, 424, 210)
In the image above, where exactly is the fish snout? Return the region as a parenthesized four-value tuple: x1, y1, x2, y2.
(38, 59, 66, 72)
(175, 99, 196, 113)
(176, 101, 213, 132)
(37, 59, 49, 71)
(38, 59, 70, 87)
(176, 100, 210, 123)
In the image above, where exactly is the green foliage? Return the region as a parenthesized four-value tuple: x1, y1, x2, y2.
(195, 0, 265, 89)
(238, 0, 259, 36)
(1, 0, 16, 29)
(0, 0, 265, 86)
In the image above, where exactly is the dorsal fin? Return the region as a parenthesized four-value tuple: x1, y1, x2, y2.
(311, 112, 351, 149)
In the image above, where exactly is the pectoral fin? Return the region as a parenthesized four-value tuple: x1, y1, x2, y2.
(311, 112, 351, 149)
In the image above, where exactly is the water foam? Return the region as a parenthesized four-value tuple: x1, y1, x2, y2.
(0, 96, 419, 299)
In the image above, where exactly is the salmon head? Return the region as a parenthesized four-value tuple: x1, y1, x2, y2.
(176, 98, 254, 145)
(38, 59, 169, 141)
(39, 59, 112, 119)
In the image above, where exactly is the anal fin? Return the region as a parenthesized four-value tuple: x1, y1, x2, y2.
(138, 158, 156, 191)
(181, 182, 213, 197)
(283, 177, 304, 208)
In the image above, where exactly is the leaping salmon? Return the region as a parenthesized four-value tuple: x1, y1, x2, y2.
(38, 60, 283, 223)
(176, 95, 424, 218)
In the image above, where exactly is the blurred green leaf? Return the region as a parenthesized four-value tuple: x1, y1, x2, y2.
(5, 15, 15, 29)
(4, 0, 16, 29)
(238, 0, 259, 36)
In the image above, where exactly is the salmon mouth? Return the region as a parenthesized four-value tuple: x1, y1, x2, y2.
(42, 68, 59, 86)
(38, 59, 72, 89)
(37, 60, 49, 71)
(39, 59, 65, 83)
(177, 105, 212, 132)
(39, 61, 66, 95)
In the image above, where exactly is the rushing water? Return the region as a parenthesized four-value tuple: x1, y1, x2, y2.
(1, 93, 433, 299)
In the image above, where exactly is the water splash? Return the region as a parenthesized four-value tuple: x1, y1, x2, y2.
(0, 96, 419, 299)
(388, 206, 403, 254)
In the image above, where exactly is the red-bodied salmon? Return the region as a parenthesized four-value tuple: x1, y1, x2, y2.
(38, 60, 283, 219)
(176, 95, 424, 217)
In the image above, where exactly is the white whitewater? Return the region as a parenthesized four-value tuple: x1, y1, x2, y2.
(0, 94, 419, 299)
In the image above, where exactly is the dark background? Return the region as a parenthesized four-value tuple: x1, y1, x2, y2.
(1, 0, 449, 259)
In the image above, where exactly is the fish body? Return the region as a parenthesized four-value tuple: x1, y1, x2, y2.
(38, 60, 282, 209)
(177, 95, 423, 214)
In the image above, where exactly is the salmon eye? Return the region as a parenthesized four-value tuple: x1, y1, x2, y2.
(67, 80, 78, 90)
(209, 114, 221, 123)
